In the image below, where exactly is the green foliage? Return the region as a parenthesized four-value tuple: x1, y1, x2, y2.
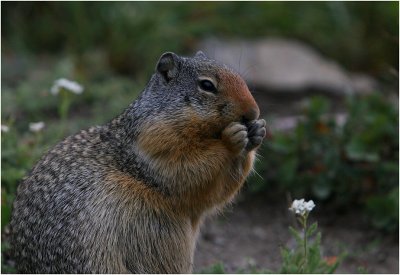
(1, 241, 17, 273)
(365, 187, 399, 232)
(198, 262, 226, 274)
(255, 94, 398, 232)
(2, 2, 397, 77)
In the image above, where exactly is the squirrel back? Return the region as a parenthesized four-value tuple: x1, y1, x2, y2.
(10, 51, 266, 273)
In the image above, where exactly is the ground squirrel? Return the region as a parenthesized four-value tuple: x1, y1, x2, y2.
(10, 51, 266, 273)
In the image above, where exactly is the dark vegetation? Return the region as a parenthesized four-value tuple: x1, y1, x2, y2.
(250, 95, 398, 232)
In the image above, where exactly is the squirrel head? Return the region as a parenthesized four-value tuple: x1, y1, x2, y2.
(135, 51, 260, 139)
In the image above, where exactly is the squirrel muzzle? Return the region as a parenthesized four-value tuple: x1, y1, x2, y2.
(218, 69, 260, 123)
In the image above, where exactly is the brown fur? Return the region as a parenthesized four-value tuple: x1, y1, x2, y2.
(136, 116, 255, 211)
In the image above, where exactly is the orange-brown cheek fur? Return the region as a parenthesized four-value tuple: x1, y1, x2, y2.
(218, 69, 258, 117)
(137, 108, 222, 158)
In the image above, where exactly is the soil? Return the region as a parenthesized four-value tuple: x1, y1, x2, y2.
(193, 191, 399, 274)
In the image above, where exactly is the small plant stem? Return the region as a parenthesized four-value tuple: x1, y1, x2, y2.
(58, 90, 71, 138)
(298, 214, 308, 273)
(303, 215, 308, 264)
(60, 92, 71, 122)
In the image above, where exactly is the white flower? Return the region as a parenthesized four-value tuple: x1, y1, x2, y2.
(304, 200, 315, 212)
(29, 121, 45, 133)
(289, 199, 315, 215)
(1, 124, 9, 133)
(50, 78, 84, 95)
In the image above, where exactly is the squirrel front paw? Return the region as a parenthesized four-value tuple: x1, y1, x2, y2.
(222, 122, 249, 154)
(245, 119, 266, 151)
(222, 119, 266, 154)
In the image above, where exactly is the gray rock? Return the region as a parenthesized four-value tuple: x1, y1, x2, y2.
(198, 38, 377, 96)
(269, 113, 348, 132)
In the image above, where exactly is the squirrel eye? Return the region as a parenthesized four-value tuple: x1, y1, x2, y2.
(199, 79, 217, 93)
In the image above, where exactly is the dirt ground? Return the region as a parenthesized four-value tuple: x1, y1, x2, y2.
(194, 192, 399, 274)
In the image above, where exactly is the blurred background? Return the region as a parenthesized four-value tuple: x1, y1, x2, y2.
(1, 2, 398, 273)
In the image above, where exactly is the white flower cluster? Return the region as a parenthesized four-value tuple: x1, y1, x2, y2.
(1, 124, 9, 133)
(50, 78, 84, 95)
(289, 199, 315, 215)
(29, 121, 45, 133)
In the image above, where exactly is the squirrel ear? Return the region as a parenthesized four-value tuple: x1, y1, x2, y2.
(156, 52, 180, 83)
(195, 51, 207, 59)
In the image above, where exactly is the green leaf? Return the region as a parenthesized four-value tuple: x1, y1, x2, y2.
(1, 191, 14, 230)
(199, 262, 225, 274)
(307, 222, 318, 238)
(289, 226, 303, 245)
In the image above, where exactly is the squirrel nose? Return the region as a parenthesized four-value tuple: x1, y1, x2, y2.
(242, 106, 260, 122)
